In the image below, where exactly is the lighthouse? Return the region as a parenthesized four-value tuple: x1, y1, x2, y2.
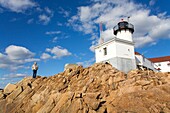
(95, 20, 136, 73)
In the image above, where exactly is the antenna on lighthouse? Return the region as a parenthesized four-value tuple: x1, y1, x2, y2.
(100, 22, 103, 32)
(99, 22, 104, 44)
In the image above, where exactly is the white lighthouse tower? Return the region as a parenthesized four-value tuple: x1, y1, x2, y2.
(95, 20, 136, 73)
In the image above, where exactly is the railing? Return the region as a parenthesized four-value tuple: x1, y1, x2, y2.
(113, 23, 134, 31)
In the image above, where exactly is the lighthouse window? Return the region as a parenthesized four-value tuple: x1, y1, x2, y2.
(103, 47, 107, 55)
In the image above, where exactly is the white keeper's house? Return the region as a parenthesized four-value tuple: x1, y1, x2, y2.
(94, 20, 170, 73)
(149, 56, 170, 72)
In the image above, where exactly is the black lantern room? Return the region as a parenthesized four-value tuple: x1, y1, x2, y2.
(113, 21, 134, 35)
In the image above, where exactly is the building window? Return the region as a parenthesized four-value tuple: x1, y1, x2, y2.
(167, 62, 170, 66)
(103, 47, 107, 55)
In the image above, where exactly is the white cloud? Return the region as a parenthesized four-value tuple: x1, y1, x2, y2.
(41, 53, 51, 60)
(5, 45, 34, 60)
(101, 29, 115, 41)
(0, 78, 8, 80)
(52, 37, 58, 43)
(3, 73, 28, 80)
(89, 39, 99, 52)
(77, 58, 95, 67)
(149, 0, 156, 6)
(89, 44, 95, 52)
(149, 20, 170, 39)
(133, 36, 155, 48)
(58, 7, 70, 17)
(24, 58, 40, 62)
(36, 7, 42, 12)
(39, 14, 51, 25)
(0, 0, 36, 13)
(38, 7, 53, 25)
(69, 0, 170, 50)
(0, 45, 39, 70)
(57, 22, 63, 26)
(45, 46, 71, 59)
(79, 6, 91, 22)
(27, 18, 34, 24)
(10, 73, 28, 78)
(45, 31, 61, 35)
(45, 30, 68, 43)
(45, 7, 52, 14)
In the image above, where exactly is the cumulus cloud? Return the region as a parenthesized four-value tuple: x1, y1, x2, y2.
(68, 0, 170, 50)
(0, 45, 39, 70)
(45, 46, 71, 59)
(41, 53, 51, 60)
(0, 0, 36, 13)
(133, 36, 155, 48)
(5, 45, 34, 60)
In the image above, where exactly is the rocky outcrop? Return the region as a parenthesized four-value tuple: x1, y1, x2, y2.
(3, 83, 17, 94)
(0, 63, 170, 113)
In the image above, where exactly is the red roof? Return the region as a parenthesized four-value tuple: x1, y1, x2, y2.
(149, 56, 170, 63)
(135, 52, 141, 55)
(157, 68, 161, 70)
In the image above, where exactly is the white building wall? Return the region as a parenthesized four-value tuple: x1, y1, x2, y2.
(135, 55, 143, 65)
(135, 55, 155, 71)
(154, 61, 170, 72)
(95, 39, 136, 73)
(116, 29, 133, 42)
(143, 58, 155, 70)
(95, 40, 116, 63)
(95, 40, 135, 63)
(115, 42, 135, 59)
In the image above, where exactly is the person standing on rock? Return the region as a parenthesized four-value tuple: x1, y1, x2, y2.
(32, 62, 38, 78)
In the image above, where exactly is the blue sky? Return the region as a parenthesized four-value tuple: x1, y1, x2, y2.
(0, 0, 170, 88)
